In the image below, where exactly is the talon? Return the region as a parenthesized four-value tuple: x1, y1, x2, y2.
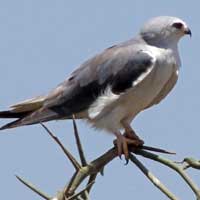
(133, 138, 144, 147)
(121, 120, 144, 145)
(114, 134, 129, 159)
(114, 133, 144, 161)
(124, 158, 129, 165)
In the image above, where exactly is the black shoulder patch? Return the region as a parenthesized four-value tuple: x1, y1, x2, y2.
(51, 80, 108, 116)
(50, 50, 154, 116)
(111, 52, 154, 94)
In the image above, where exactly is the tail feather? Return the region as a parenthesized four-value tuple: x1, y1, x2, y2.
(0, 110, 31, 118)
(10, 95, 45, 112)
(0, 119, 22, 130)
(0, 95, 47, 130)
(0, 108, 60, 130)
(17, 108, 60, 126)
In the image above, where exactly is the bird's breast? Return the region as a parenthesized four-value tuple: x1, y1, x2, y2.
(86, 48, 179, 133)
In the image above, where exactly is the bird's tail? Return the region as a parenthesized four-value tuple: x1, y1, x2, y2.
(0, 95, 58, 130)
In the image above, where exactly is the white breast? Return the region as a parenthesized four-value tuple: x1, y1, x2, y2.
(87, 47, 179, 133)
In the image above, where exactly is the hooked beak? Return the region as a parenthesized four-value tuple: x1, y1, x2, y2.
(184, 27, 192, 37)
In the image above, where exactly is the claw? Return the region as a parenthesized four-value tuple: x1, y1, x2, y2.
(121, 120, 144, 143)
(114, 133, 144, 161)
(124, 158, 129, 165)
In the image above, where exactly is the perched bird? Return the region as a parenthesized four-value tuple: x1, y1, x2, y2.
(0, 16, 191, 159)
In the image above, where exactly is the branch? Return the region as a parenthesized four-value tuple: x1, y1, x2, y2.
(72, 115, 87, 166)
(16, 175, 51, 200)
(182, 157, 200, 170)
(68, 181, 94, 200)
(133, 148, 200, 199)
(66, 147, 117, 196)
(14, 122, 200, 200)
(41, 123, 81, 170)
(129, 154, 178, 200)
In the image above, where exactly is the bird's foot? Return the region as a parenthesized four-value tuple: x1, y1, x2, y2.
(113, 134, 144, 161)
(124, 129, 144, 143)
(121, 120, 144, 143)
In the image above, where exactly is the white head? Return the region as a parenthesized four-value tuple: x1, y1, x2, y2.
(140, 16, 191, 48)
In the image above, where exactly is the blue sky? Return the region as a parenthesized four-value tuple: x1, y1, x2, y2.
(0, 1, 200, 199)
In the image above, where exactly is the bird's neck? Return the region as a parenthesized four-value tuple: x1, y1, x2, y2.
(160, 42, 181, 68)
(139, 33, 179, 48)
(162, 42, 181, 68)
(139, 35, 181, 67)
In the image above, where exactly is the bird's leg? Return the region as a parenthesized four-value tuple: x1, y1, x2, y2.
(121, 120, 144, 145)
(113, 131, 142, 160)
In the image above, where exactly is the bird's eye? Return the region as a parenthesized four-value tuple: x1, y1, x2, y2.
(172, 22, 183, 29)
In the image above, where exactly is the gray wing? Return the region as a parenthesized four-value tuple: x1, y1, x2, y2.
(0, 41, 156, 129)
(44, 43, 155, 117)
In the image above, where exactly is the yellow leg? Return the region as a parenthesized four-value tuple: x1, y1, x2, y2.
(121, 120, 144, 143)
(114, 131, 144, 160)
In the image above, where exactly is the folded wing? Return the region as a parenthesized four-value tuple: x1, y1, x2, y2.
(0, 40, 156, 130)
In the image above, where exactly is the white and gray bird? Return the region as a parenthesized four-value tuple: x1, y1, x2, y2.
(0, 16, 191, 158)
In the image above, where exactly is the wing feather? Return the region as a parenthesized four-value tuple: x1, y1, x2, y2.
(44, 43, 156, 117)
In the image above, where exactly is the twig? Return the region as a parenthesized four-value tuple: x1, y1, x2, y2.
(142, 145, 176, 155)
(16, 175, 51, 200)
(68, 181, 94, 200)
(15, 124, 200, 200)
(66, 148, 117, 196)
(133, 148, 200, 199)
(87, 173, 98, 193)
(183, 158, 200, 170)
(129, 154, 179, 200)
(41, 123, 81, 170)
(72, 116, 87, 166)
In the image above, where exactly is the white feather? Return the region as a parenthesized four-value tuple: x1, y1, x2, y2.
(88, 86, 120, 119)
(87, 46, 178, 133)
(132, 50, 155, 86)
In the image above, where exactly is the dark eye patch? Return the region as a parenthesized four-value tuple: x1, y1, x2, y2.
(172, 22, 183, 29)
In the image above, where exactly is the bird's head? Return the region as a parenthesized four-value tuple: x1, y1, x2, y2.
(140, 16, 191, 47)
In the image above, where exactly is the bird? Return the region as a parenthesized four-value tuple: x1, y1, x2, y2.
(0, 16, 191, 159)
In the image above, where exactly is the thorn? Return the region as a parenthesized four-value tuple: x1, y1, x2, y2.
(65, 171, 78, 196)
(183, 157, 200, 170)
(141, 145, 176, 155)
(68, 181, 95, 200)
(72, 115, 87, 166)
(124, 158, 129, 165)
(15, 175, 51, 200)
(54, 191, 65, 200)
(40, 123, 81, 170)
(87, 173, 98, 193)
(100, 167, 104, 176)
(174, 161, 184, 164)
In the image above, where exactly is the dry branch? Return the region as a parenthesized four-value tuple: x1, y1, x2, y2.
(14, 120, 200, 200)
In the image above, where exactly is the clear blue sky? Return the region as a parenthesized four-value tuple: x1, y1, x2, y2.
(0, 1, 199, 199)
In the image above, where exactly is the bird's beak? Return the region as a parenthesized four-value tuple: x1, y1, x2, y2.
(184, 27, 192, 37)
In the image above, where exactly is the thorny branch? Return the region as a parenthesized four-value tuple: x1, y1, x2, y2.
(15, 120, 200, 200)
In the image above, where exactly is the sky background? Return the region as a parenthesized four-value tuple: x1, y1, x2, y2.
(0, 1, 199, 199)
